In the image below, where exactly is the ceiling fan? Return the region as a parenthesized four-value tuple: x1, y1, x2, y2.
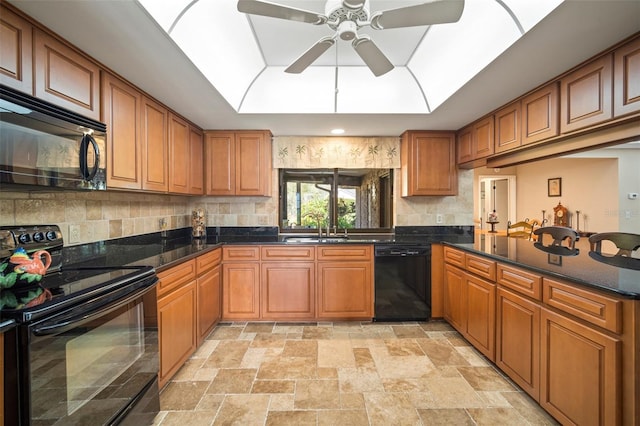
(237, 0, 465, 76)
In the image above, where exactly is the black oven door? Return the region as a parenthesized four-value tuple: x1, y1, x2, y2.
(16, 283, 159, 425)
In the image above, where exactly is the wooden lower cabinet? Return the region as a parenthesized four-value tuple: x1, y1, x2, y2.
(222, 262, 260, 320)
(157, 249, 221, 387)
(443, 263, 466, 332)
(496, 287, 540, 400)
(444, 262, 495, 360)
(465, 274, 495, 360)
(196, 264, 221, 345)
(261, 262, 315, 319)
(540, 308, 621, 426)
(316, 260, 372, 319)
(157, 281, 197, 388)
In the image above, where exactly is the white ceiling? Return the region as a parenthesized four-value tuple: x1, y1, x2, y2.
(8, 0, 640, 136)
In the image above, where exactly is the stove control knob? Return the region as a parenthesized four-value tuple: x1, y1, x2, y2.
(33, 232, 45, 243)
(18, 233, 31, 244)
(45, 231, 58, 241)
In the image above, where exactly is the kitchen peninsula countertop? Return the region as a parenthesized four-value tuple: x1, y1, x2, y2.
(445, 234, 640, 299)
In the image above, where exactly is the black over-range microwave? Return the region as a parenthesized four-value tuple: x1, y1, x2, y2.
(0, 85, 107, 190)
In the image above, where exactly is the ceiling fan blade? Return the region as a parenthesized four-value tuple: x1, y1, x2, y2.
(237, 0, 326, 24)
(285, 37, 335, 74)
(370, 0, 464, 30)
(352, 36, 394, 77)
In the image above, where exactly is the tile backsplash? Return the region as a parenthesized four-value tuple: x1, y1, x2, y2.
(1, 190, 191, 245)
(2, 169, 473, 246)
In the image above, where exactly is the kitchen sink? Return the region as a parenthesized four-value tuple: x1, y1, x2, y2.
(283, 236, 349, 243)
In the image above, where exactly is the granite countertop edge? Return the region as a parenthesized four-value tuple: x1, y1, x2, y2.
(442, 241, 640, 300)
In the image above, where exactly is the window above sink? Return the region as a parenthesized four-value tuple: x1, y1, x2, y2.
(279, 168, 393, 232)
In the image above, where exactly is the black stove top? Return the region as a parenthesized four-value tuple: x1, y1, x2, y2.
(1, 265, 156, 323)
(1, 225, 158, 323)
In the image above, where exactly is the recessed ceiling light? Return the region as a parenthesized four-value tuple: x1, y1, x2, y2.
(331, 128, 345, 134)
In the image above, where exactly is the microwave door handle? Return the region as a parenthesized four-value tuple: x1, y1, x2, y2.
(79, 133, 100, 180)
(32, 284, 153, 336)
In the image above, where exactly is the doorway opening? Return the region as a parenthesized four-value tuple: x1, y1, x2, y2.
(478, 175, 516, 232)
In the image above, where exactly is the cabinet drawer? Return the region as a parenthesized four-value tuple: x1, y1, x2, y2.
(157, 259, 196, 298)
(543, 278, 622, 333)
(223, 245, 260, 261)
(465, 253, 496, 281)
(497, 264, 542, 301)
(261, 245, 315, 261)
(443, 247, 465, 268)
(196, 248, 222, 275)
(317, 245, 372, 261)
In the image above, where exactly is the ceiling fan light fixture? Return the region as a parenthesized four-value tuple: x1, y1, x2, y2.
(338, 21, 357, 40)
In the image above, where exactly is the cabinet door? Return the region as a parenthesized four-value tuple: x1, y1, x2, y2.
(317, 261, 372, 319)
(614, 36, 640, 118)
(235, 131, 272, 196)
(443, 264, 466, 333)
(473, 116, 494, 159)
(560, 54, 613, 133)
(158, 281, 197, 388)
(496, 287, 540, 400)
(222, 262, 260, 320)
(197, 264, 221, 345)
(521, 82, 559, 146)
(141, 96, 169, 192)
(540, 308, 621, 426)
(456, 125, 473, 164)
(205, 131, 235, 195)
(465, 274, 496, 361)
(401, 131, 457, 196)
(0, 5, 32, 93)
(33, 29, 100, 120)
(101, 72, 142, 190)
(189, 126, 204, 195)
(168, 113, 190, 194)
(494, 102, 520, 153)
(261, 262, 315, 319)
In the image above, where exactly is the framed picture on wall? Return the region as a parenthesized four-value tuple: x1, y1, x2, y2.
(548, 177, 562, 197)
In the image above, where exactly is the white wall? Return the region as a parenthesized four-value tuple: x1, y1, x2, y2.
(516, 157, 618, 233)
(474, 145, 640, 234)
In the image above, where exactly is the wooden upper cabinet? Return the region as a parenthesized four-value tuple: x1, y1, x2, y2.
(456, 125, 473, 164)
(473, 116, 494, 158)
(401, 131, 457, 196)
(205, 131, 234, 195)
(101, 72, 142, 190)
(205, 130, 272, 196)
(141, 96, 169, 192)
(236, 131, 272, 196)
(560, 54, 613, 133)
(168, 112, 190, 194)
(456, 117, 493, 164)
(494, 102, 520, 153)
(189, 126, 204, 195)
(34, 29, 100, 120)
(0, 5, 32, 93)
(521, 82, 559, 146)
(614, 36, 640, 118)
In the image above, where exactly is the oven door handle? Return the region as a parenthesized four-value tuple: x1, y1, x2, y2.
(32, 284, 154, 336)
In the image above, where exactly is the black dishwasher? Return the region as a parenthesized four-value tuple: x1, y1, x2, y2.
(374, 244, 431, 321)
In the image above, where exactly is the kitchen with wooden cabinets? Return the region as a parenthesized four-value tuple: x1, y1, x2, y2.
(2, 2, 640, 425)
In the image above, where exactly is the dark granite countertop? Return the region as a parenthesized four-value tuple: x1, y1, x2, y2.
(445, 234, 640, 299)
(60, 226, 474, 272)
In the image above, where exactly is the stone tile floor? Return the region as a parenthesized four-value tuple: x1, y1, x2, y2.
(153, 321, 558, 425)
